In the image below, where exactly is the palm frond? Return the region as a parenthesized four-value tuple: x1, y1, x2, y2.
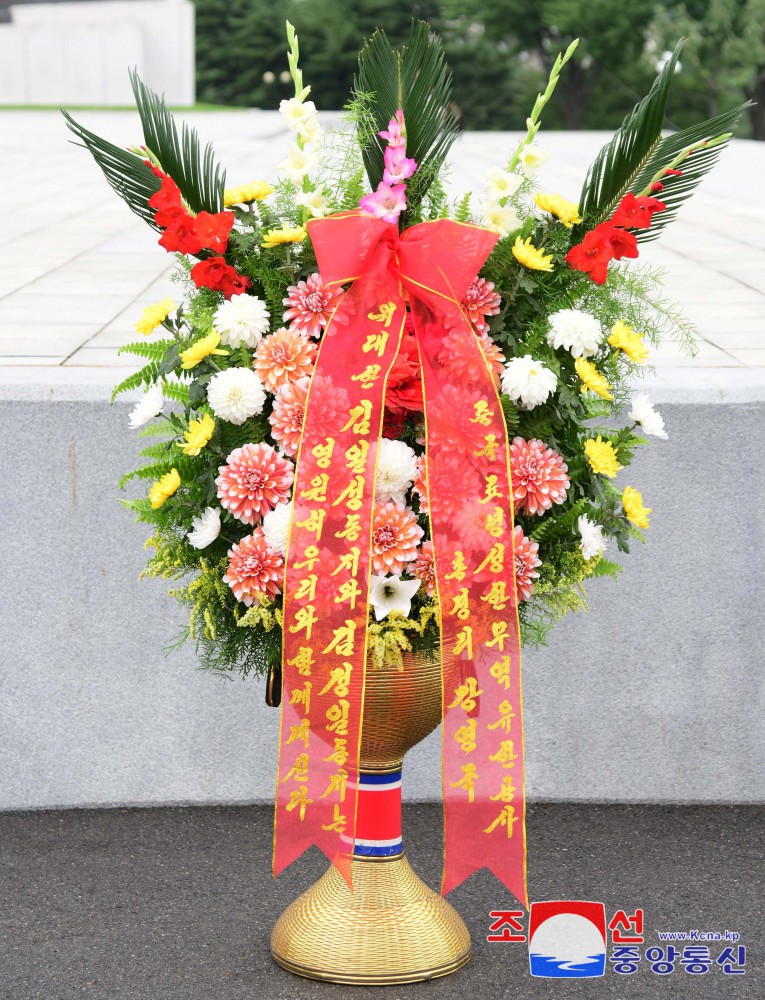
(62, 108, 160, 228)
(630, 103, 750, 242)
(578, 41, 684, 224)
(63, 69, 225, 227)
(129, 69, 225, 214)
(355, 21, 460, 217)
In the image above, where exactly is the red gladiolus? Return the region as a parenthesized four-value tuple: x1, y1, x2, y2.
(193, 211, 235, 254)
(664, 168, 683, 176)
(565, 222, 617, 285)
(607, 226, 639, 261)
(158, 215, 205, 255)
(650, 181, 664, 192)
(611, 192, 666, 230)
(191, 256, 251, 298)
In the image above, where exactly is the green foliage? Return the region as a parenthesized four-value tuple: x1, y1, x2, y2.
(354, 21, 460, 217)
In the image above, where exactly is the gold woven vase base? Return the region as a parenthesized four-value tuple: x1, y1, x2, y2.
(270, 854, 471, 985)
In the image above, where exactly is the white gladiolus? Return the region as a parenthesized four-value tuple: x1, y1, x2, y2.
(501, 355, 558, 409)
(629, 393, 668, 439)
(481, 202, 522, 238)
(207, 368, 266, 425)
(278, 142, 319, 183)
(262, 502, 293, 557)
(128, 384, 163, 429)
(369, 575, 421, 622)
(578, 514, 606, 561)
(375, 439, 418, 505)
(485, 166, 523, 201)
(279, 97, 317, 133)
(296, 188, 330, 218)
(187, 507, 221, 549)
(547, 308, 604, 358)
(214, 294, 270, 349)
(519, 142, 548, 176)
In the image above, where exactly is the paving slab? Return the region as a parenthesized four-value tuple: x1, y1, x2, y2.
(0, 803, 761, 999)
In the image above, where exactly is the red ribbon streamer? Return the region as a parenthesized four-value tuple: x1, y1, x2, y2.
(274, 211, 527, 906)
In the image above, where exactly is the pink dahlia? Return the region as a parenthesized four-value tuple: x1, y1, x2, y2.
(513, 524, 541, 602)
(438, 327, 505, 385)
(282, 273, 343, 339)
(413, 452, 481, 519)
(371, 500, 424, 575)
(269, 373, 348, 457)
(509, 436, 570, 516)
(462, 277, 501, 335)
(223, 528, 283, 605)
(254, 327, 317, 393)
(216, 442, 294, 526)
(412, 540, 436, 597)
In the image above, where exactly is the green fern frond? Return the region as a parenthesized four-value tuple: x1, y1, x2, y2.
(118, 338, 176, 361)
(587, 557, 623, 579)
(111, 362, 162, 402)
(159, 381, 191, 404)
(531, 497, 589, 543)
(137, 416, 176, 438)
(579, 41, 684, 224)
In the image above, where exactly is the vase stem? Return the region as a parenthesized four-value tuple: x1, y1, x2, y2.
(351, 768, 403, 858)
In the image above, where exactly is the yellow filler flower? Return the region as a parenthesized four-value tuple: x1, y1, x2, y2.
(136, 298, 174, 336)
(181, 413, 215, 456)
(512, 236, 554, 272)
(608, 321, 649, 363)
(584, 436, 622, 478)
(224, 181, 274, 206)
(575, 357, 613, 400)
(179, 331, 228, 370)
(622, 486, 651, 528)
(149, 468, 181, 509)
(261, 223, 307, 249)
(534, 192, 582, 229)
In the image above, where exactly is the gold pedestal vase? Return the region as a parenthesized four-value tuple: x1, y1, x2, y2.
(270, 652, 471, 984)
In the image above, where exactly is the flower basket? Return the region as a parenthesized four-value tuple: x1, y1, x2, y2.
(64, 19, 745, 985)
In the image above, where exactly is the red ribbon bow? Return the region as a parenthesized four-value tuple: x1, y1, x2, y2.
(274, 211, 526, 905)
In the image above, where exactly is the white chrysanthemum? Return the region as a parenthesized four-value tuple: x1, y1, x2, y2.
(485, 166, 523, 200)
(519, 141, 548, 177)
(262, 501, 293, 557)
(369, 574, 421, 622)
(207, 367, 266, 425)
(547, 308, 603, 358)
(128, 383, 163, 429)
(296, 188, 329, 218)
(375, 439, 418, 505)
(578, 514, 606, 561)
(481, 202, 522, 238)
(214, 294, 270, 349)
(278, 142, 319, 183)
(629, 393, 668, 439)
(187, 507, 221, 550)
(501, 355, 558, 409)
(279, 97, 317, 133)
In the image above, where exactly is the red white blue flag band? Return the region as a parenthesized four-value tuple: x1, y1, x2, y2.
(341, 770, 403, 858)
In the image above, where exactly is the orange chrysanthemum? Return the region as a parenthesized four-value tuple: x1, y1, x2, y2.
(513, 524, 541, 602)
(438, 327, 505, 385)
(216, 442, 294, 525)
(371, 500, 423, 575)
(253, 327, 317, 392)
(412, 540, 436, 597)
(509, 436, 570, 516)
(223, 528, 283, 605)
(269, 373, 349, 457)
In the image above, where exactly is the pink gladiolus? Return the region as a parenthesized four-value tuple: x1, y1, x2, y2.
(379, 109, 406, 147)
(383, 144, 417, 185)
(359, 182, 407, 223)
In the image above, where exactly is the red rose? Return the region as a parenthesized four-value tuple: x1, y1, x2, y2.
(191, 256, 251, 299)
(565, 222, 618, 285)
(611, 192, 666, 230)
(193, 210, 235, 254)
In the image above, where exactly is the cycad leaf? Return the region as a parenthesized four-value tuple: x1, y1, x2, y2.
(63, 69, 225, 226)
(355, 21, 460, 218)
(579, 41, 684, 224)
(630, 103, 750, 242)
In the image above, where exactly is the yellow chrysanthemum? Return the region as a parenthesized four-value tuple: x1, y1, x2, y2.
(534, 192, 582, 229)
(584, 436, 622, 478)
(622, 485, 651, 528)
(136, 297, 174, 336)
(179, 331, 228, 370)
(181, 413, 215, 456)
(511, 236, 554, 272)
(223, 181, 274, 206)
(575, 357, 613, 401)
(149, 468, 181, 509)
(608, 321, 649, 364)
(261, 223, 307, 249)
